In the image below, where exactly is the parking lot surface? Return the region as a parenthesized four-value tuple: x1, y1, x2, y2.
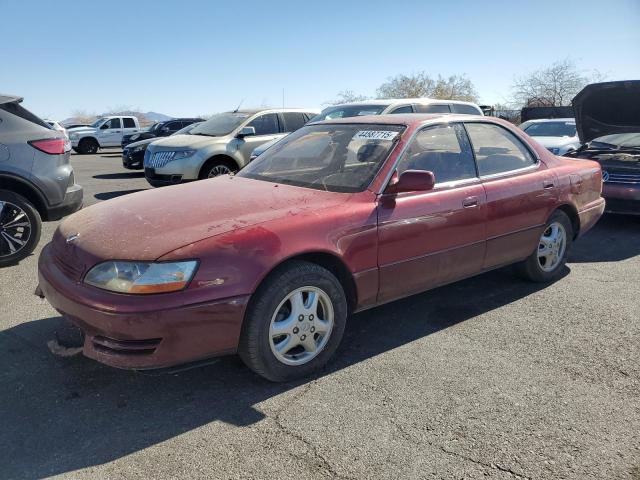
(1, 151, 639, 479)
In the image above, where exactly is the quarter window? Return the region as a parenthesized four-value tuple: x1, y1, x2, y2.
(389, 105, 413, 114)
(248, 113, 280, 135)
(122, 118, 136, 128)
(465, 123, 536, 176)
(397, 124, 477, 184)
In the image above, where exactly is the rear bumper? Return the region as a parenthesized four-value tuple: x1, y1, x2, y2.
(577, 197, 605, 237)
(37, 243, 249, 370)
(45, 183, 83, 221)
(602, 183, 640, 215)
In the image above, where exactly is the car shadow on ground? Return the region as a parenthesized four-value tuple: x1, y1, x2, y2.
(568, 214, 640, 263)
(1, 265, 564, 479)
(2, 216, 634, 478)
(93, 172, 145, 180)
(94, 189, 147, 201)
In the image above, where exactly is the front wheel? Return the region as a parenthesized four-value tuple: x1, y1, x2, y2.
(77, 138, 99, 154)
(199, 160, 236, 179)
(0, 190, 42, 267)
(516, 210, 573, 282)
(238, 261, 347, 382)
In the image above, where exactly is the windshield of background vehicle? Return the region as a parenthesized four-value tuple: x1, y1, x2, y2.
(591, 133, 640, 149)
(90, 118, 106, 128)
(238, 124, 404, 193)
(308, 105, 387, 123)
(524, 121, 576, 137)
(190, 112, 250, 137)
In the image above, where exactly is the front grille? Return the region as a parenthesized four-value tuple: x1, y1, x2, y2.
(604, 171, 640, 184)
(145, 151, 175, 168)
(92, 336, 161, 356)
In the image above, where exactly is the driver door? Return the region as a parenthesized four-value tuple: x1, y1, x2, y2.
(377, 123, 487, 303)
(97, 118, 122, 147)
(234, 113, 285, 163)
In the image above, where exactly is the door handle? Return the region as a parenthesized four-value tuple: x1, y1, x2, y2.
(543, 180, 555, 189)
(462, 196, 478, 208)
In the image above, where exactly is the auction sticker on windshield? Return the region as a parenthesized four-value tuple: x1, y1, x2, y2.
(353, 130, 399, 141)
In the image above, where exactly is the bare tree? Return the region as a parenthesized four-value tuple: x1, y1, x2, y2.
(376, 73, 478, 102)
(511, 59, 603, 107)
(69, 109, 97, 124)
(327, 89, 370, 105)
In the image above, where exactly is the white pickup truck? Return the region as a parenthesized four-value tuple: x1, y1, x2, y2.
(67, 115, 140, 154)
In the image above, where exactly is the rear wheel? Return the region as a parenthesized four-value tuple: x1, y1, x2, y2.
(0, 190, 41, 267)
(78, 138, 99, 154)
(238, 261, 347, 382)
(516, 210, 572, 282)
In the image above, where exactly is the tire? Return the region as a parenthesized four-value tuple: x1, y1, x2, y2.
(238, 260, 348, 382)
(77, 138, 99, 155)
(516, 210, 573, 283)
(0, 190, 42, 267)
(72, 147, 79, 153)
(199, 159, 237, 179)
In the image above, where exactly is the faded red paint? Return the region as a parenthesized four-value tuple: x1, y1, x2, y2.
(38, 115, 605, 370)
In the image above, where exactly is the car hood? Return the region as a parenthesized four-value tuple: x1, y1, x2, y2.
(126, 137, 156, 149)
(573, 80, 640, 143)
(55, 176, 349, 264)
(67, 127, 97, 135)
(529, 136, 578, 148)
(149, 133, 227, 149)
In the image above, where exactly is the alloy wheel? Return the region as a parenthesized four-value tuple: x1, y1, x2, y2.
(269, 286, 335, 366)
(0, 200, 31, 258)
(207, 165, 231, 178)
(537, 221, 566, 272)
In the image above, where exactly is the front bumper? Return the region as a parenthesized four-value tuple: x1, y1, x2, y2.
(45, 183, 83, 221)
(37, 243, 249, 370)
(602, 183, 640, 215)
(122, 149, 144, 169)
(145, 167, 184, 187)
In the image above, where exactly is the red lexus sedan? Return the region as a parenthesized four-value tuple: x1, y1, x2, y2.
(37, 115, 605, 381)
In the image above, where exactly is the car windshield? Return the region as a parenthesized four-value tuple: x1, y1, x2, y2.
(90, 117, 106, 128)
(237, 123, 404, 193)
(590, 133, 640, 149)
(189, 112, 250, 136)
(524, 121, 576, 137)
(147, 122, 161, 132)
(308, 105, 387, 123)
(172, 123, 199, 136)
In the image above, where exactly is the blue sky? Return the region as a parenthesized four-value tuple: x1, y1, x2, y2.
(1, 0, 638, 120)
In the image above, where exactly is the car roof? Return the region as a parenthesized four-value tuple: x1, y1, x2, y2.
(0, 94, 22, 105)
(310, 113, 488, 127)
(229, 108, 320, 115)
(327, 98, 480, 108)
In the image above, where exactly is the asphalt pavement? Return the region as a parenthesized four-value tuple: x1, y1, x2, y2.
(1, 150, 639, 479)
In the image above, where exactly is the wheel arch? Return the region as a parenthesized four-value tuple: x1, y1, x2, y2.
(79, 136, 100, 147)
(0, 174, 49, 219)
(555, 203, 580, 239)
(198, 154, 240, 179)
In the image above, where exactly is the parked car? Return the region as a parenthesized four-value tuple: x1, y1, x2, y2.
(62, 123, 91, 130)
(519, 118, 580, 155)
(565, 80, 640, 215)
(44, 119, 68, 138)
(0, 94, 83, 266)
(122, 122, 202, 170)
(67, 115, 141, 154)
(37, 114, 604, 380)
(144, 108, 318, 187)
(121, 118, 204, 148)
(249, 98, 484, 161)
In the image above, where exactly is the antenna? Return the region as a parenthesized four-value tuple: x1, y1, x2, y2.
(233, 98, 245, 113)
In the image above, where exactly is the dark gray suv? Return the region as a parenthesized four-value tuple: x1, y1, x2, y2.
(0, 95, 83, 266)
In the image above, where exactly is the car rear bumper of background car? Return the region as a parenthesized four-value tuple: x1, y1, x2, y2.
(45, 183, 83, 221)
(602, 183, 640, 215)
(37, 244, 249, 370)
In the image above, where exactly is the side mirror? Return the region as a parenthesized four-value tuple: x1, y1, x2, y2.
(385, 170, 435, 194)
(237, 126, 256, 138)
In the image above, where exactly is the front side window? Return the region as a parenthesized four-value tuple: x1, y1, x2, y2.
(415, 104, 451, 114)
(102, 118, 121, 129)
(238, 124, 404, 193)
(397, 124, 476, 183)
(123, 118, 136, 128)
(248, 113, 280, 135)
(465, 123, 536, 176)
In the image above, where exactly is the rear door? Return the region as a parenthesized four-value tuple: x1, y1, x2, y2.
(122, 117, 138, 138)
(464, 122, 557, 269)
(377, 123, 487, 303)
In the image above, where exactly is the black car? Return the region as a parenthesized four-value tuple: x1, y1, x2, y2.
(121, 118, 203, 148)
(122, 121, 202, 170)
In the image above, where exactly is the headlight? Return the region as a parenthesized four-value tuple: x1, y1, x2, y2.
(172, 150, 196, 160)
(132, 144, 147, 153)
(84, 260, 198, 294)
(130, 134, 140, 141)
(69, 133, 78, 139)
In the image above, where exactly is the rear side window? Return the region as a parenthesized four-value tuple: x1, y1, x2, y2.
(398, 124, 477, 183)
(465, 123, 536, 176)
(389, 105, 413, 114)
(248, 113, 280, 135)
(0, 102, 49, 128)
(414, 104, 451, 114)
(281, 112, 307, 132)
(450, 104, 481, 115)
(123, 118, 136, 128)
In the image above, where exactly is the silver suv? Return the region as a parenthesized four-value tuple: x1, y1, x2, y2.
(0, 95, 83, 266)
(144, 108, 318, 187)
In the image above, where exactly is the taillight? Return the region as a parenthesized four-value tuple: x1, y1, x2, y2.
(28, 138, 66, 155)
